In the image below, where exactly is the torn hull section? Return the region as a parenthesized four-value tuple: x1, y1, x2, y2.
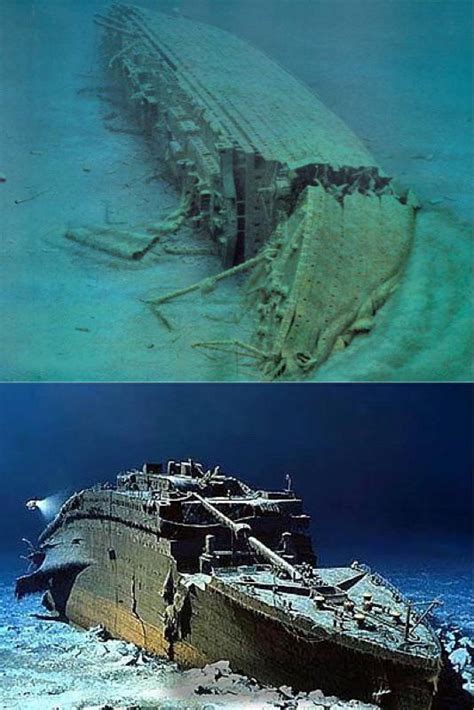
(246, 185, 417, 379)
(16, 535, 91, 619)
(65, 201, 190, 261)
(16, 562, 88, 619)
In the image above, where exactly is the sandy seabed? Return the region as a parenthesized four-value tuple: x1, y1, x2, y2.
(0, 0, 471, 382)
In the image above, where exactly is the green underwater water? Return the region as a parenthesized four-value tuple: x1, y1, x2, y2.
(0, 0, 471, 382)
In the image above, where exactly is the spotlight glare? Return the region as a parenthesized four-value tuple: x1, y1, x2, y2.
(25, 494, 63, 521)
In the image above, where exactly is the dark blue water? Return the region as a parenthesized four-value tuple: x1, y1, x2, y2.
(381, 562, 472, 635)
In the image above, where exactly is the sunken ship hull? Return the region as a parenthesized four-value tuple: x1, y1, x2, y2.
(81, 5, 418, 379)
(17, 462, 441, 709)
(95, 4, 413, 266)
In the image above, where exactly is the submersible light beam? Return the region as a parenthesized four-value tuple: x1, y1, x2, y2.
(25, 494, 64, 521)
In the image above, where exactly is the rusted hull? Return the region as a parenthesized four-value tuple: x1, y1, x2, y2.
(42, 516, 436, 710)
(246, 185, 416, 378)
(63, 572, 436, 710)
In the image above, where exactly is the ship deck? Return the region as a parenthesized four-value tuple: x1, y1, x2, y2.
(118, 4, 374, 169)
(204, 565, 440, 664)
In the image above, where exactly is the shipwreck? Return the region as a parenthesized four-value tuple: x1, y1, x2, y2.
(66, 4, 419, 379)
(17, 460, 442, 708)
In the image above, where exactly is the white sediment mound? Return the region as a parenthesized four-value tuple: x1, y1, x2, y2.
(438, 623, 474, 698)
(176, 660, 377, 708)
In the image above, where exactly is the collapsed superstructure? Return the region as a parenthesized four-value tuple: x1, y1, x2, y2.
(74, 5, 418, 378)
(17, 460, 441, 708)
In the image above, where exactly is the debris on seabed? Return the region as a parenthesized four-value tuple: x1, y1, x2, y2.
(146, 255, 263, 307)
(410, 152, 435, 161)
(438, 624, 474, 698)
(176, 660, 378, 708)
(14, 189, 49, 205)
(66, 201, 190, 260)
(150, 305, 174, 332)
(104, 122, 144, 136)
